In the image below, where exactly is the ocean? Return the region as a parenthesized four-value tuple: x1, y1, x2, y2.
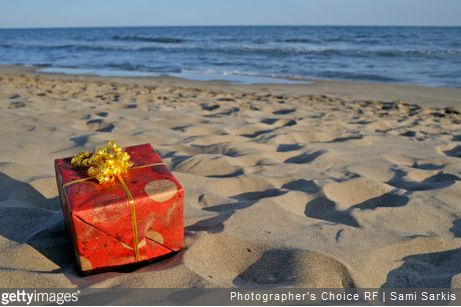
(0, 26, 460, 87)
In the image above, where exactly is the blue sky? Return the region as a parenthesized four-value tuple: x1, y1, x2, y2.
(0, 0, 460, 29)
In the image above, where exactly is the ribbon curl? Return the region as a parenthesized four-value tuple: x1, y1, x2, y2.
(71, 141, 133, 184)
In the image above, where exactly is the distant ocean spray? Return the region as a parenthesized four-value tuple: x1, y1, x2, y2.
(0, 26, 460, 87)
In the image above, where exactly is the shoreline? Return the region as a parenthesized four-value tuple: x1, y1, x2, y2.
(1, 63, 460, 109)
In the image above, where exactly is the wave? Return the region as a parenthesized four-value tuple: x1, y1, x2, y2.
(279, 37, 341, 43)
(376, 50, 459, 58)
(20, 63, 53, 68)
(32, 44, 156, 52)
(282, 39, 313, 43)
(54, 44, 126, 51)
(319, 71, 402, 83)
(180, 68, 303, 80)
(111, 35, 183, 43)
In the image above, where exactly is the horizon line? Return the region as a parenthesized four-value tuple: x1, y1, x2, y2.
(1, 24, 461, 30)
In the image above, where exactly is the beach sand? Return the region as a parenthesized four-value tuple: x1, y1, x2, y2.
(1, 64, 461, 289)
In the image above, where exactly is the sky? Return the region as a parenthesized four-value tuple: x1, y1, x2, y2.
(0, 0, 460, 29)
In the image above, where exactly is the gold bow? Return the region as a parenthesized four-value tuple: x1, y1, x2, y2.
(71, 141, 133, 184)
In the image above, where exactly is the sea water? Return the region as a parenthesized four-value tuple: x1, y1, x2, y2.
(0, 26, 460, 87)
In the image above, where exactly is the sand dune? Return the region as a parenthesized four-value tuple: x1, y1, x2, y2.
(1, 65, 461, 288)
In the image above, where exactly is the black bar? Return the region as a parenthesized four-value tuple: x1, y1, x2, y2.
(1, 288, 461, 306)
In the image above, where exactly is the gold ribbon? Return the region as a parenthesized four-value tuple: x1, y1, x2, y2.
(67, 141, 164, 263)
(117, 174, 139, 263)
(71, 141, 133, 184)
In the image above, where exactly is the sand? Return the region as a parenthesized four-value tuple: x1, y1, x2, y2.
(1, 64, 461, 289)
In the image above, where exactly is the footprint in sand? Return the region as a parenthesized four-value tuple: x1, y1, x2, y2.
(261, 118, 297, 127)
(8, 101, 27, 108)
(183, 233, 263, 284)
(382, 246, 461, 288)
(172, 155, 244, 178)
(329, 135, 365, 143)
(276, 144, 304, 152)
(71, 118, 115, 132)
(96, 112, 108, 117)
(123, 104, 138, 109)
(436, 144, 461, 158)
(239, 129, 273, 138)
(386, 168, 460, 191)
(221, 123, 274, 139)
(323, 177, 397, 211)
(86, 119, 115, 132)
(283, 149, 333, 170)
(284, 150, 326, 164)
(272, 109, 296, 115)
(300, 177, 411, 227)
(382, 153, 459, 191)
(234, 248, 356, 288)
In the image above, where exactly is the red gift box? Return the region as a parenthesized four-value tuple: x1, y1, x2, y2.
(55, 143, 184, 274)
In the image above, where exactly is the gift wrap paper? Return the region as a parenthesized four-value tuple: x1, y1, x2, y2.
(55, 143, 184, 274)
